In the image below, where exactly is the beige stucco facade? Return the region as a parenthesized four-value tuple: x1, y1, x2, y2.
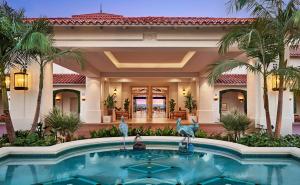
(5, 18, 299, 136)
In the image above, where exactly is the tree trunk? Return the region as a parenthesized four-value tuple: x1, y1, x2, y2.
(1, 74, 15, 143)
(274, 77, 284, 137)
(275, 50, 286, 138)
(263, 76, 272, 136)
(31, 65, 44, 132)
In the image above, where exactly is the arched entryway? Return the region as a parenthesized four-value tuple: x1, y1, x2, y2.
(53, 89, 80, 115)
(219, 89, 247, 115)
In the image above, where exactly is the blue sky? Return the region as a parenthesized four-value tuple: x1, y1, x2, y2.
(6, 0, 250, 18)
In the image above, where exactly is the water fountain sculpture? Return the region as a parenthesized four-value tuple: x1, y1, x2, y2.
(119, 116, 128, 150)
(133, 134, 146, 150)
(176, 118, 199, 153)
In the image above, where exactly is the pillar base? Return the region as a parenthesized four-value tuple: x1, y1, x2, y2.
(85, 110, 101, 123)
(197, 110, 218, 123)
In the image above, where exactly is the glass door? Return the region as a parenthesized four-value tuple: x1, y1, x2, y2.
(152, 87, 168, 118)
(131, 87, 148, 118)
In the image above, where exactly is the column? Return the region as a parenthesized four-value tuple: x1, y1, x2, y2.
(85, 77, 102, 123)
(197, 77, 217, 123)
(247, 59, 263, 126)
(10, 62, 53, 130)
(40, 62, 53, 117)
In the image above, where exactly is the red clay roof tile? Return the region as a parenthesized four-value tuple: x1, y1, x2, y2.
(216, 74, 246, 86)
(53, 74, 85, 84)
(24, 12, 254, 26)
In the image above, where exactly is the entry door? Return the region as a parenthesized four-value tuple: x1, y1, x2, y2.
(151, 87, 168, 118)
(131, 87, 149, 119)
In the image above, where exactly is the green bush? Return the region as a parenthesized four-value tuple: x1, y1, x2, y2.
(90, 126, 209, 138)
(238, 133, 300, 147)
(44, 108, 81, 142)
(220, 110, 251, 141)
(13, 133, 56, 146)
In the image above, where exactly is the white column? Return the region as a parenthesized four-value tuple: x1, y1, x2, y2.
(85, 77, 101, 123)
(247, 57, 293, 135)
(247, 59, 263, 126)
(10, 62, 53, 130)
(198, 77, 217, 123)
(40, 62, 53, 117)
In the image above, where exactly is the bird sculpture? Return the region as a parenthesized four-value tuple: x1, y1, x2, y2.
(176, 118, 199, 138)
(176, 118, 199, 153)
(119, 116, 128, 149)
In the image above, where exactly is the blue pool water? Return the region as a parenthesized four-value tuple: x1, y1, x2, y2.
(0, 144, 300, 185)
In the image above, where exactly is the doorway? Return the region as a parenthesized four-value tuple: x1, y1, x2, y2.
(132, 95, 148, 118)
(152, 95, 166, 118)
(131, 86, 168, 119)
(131, 87, 148, 119)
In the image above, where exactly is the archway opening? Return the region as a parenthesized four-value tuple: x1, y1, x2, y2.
(219, 89, 247, 115)
(53, 89, 80, 115)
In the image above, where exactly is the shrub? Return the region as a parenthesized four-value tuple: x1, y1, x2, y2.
(13, 132, 56, 146)
(44, 108, 81, 142)
(90, 126, 208, 138)
(220, 110, 251, 141)
(238, 133, 300, 147)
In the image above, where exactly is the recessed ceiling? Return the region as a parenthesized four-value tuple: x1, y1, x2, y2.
(104, 50, 196, 68)
(54, 47, 244, 77)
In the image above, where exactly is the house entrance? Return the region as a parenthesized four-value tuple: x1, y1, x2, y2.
(131, 86, 168, 119)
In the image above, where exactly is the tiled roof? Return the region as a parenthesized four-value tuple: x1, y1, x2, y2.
(53, 74, 85, 85)
(290, 48, 300, 57)
(24, 12, 254, 26)
(216, 74, 247, 86)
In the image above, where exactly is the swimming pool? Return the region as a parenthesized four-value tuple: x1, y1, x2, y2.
(0, 137, 300, 185)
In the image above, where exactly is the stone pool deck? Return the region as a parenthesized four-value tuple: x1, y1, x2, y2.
(0, 137, 299, 162)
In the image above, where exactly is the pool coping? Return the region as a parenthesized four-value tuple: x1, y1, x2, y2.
(0, 136, 299, 159)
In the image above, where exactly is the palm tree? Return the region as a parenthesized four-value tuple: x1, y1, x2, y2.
(18, 19, 84, 132)
(0, 1, 27, 142)
(208, 20, 278, 135)
(227, 0, 300, 137)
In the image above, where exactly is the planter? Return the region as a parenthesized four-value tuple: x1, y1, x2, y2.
(103, 116, 112, 123)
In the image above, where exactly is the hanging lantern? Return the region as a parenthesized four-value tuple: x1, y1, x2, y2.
(113, 88, 117, 96)
(14, 70, 28, 90)
(271, 74, 286, 91)
(238, 94, 244, 102)
(4, 74, 10, 91)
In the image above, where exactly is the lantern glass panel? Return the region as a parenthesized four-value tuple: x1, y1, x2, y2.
(4, 75, 10, 91)
(14, 72, 28, 90)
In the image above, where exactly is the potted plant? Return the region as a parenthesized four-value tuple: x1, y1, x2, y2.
(169, 99, 176, 119)
(124, 98, 130, 112)
(104, 94, 117, 123)
(184, 92, 197, 122)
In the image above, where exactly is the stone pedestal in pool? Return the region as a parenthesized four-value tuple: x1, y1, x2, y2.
(133, 134, 146, 150)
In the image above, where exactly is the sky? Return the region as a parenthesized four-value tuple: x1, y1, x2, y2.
(6, 0, 250, 18)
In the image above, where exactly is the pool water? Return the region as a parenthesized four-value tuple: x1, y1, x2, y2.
(0, 147, 300, 185)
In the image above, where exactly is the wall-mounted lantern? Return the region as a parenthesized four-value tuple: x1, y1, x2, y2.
(5, 74, 10, 91)
(14, 69, 28, 90)
(55, 95, 61, 103)
(271, 64, 286, 91)
(113, 88, 117, 96)
(182, 88, 186, 96)
(238, 94, 244, 102)
(213, 94, 218, 101)
(271, 74, 287, 91)
(81, 95, 86, 101)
